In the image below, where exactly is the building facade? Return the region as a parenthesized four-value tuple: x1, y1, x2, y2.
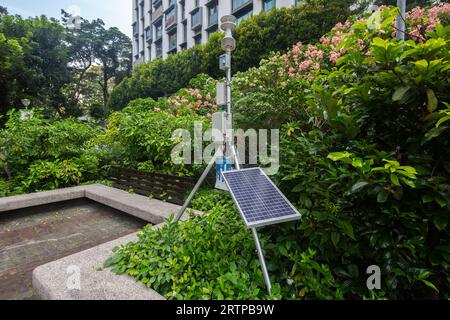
(132, 0, 305, 66)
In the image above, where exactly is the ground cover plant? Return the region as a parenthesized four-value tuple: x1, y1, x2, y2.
(104, 4, 450, 300)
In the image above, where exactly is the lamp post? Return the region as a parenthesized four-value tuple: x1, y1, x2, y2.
(396, 0, 407, 40)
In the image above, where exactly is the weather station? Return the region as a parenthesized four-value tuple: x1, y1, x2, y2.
(175, 15, 301, 295)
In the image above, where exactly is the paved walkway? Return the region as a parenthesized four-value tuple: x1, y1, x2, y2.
(0, 199, 146, 300)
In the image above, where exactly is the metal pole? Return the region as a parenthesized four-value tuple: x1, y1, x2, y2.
(396, 0, 406, 41)
(226, 51, 232, 117)
(174, 149, 220, 222)
(252, 228, 272, 295)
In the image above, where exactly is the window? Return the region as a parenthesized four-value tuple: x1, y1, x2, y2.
(191, 8, 202, 30)
(195, 0, 199, 7)
(232, 0, 252, 11)
(168, 32, 177, 52)
(263, 0, 276, 12)
(182, 24, 187, 43)
(155, 22, 163, 40)
(165, 6, 177, 30)
(194, 34, 202, 46)
(155, 42, 163, 58)
(145, 27, 152, 42)
(168, 0, 176, 6)
(140, 2, 144, 19)
(208, 3, 218, 27)
(180, 2, 186, 20)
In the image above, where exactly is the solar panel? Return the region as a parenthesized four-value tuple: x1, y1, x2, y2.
(222, 168, 301, 228)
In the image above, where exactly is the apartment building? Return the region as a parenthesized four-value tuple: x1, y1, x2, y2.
(132, 0, 305, 66)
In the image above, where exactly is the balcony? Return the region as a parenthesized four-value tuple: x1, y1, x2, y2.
(190, 7, 202, 31)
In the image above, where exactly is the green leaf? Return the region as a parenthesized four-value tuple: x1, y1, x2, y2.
(422, 127, 449, 145)
(414, 59, 428, 72)
(331, 232, 340, 248)
(400, 177, 416, 188)
(390, 174, 400, 186)
(422, 194, 434, 204)
(392, 86, 410, 102)
(420, 279, 439, 293)
(377, 190, 389, 203)
(327, 151, 351, 162)
(337, 221, 355, 240)
(436, 115, 450, 128)
(351, 181, 369, 193)
(426, 89, 438, 113)
(433, 214, 448, 231)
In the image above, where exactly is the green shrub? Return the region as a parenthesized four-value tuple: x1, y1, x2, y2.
(100, 102, 210, 176)
(275, 7, 450, 299)
(0, 109, 105, 195)
(105, 189, 342, 300)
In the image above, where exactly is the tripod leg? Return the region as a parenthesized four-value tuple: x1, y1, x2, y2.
(174, 152, 218, 223)
(252, 228, 272, 295)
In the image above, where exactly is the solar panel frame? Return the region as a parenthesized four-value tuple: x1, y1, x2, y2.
(222, 168, 302, 229)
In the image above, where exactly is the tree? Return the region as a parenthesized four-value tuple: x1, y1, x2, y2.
(0, 6, 7, 17)
(0, 33, 25, 121)
(0, 13, 72, 117)
(94, 26, 131, 114)
(62, 11, 132, 117)
(62, 11, 104, 114)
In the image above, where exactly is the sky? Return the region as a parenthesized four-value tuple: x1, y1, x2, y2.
(0, 0, 132, 37)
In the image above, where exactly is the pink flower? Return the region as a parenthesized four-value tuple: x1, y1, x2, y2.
(332, 35, 341, 47)
(320, 36, 330, 45)
(330, 52, 341, 64)
(344, 20, 351, 29)
(271, 56, 278, 62)
(154, 107, 161, 112)
(299, 60, 313, 71)
(335, 22, 344, 30)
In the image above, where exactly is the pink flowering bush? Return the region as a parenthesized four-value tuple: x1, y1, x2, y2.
(266, 4, 450, 80)
(167, 88, 219, 118)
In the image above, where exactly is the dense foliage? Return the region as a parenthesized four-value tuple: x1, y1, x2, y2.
(105, 5, 450, 300)
(0, 7, 131, 121)
(0, 109, 105, 195)
(108, 0, 357, 111)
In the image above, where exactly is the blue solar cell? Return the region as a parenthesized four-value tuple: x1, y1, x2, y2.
(222, 168, 301, 228)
